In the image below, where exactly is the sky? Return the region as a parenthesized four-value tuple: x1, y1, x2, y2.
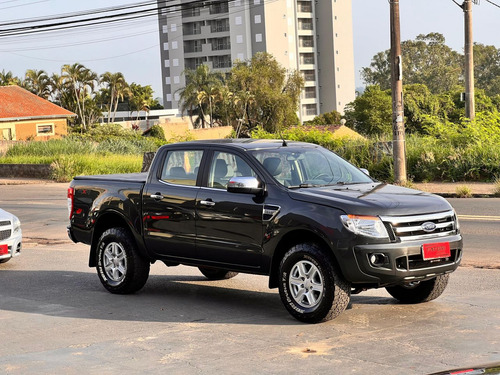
(1, 0, 500, 100)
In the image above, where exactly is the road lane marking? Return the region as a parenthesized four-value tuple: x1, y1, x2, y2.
(458, 214, 500, 221)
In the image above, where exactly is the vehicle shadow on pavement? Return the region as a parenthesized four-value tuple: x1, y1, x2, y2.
(0, 268, 404, 325)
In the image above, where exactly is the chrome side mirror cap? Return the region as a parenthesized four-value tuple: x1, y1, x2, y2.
(227, 176, 264, 195)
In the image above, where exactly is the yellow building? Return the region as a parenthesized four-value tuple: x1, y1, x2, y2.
(0, 86, 75, 141)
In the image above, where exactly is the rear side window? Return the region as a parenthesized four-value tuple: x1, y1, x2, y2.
(160, 150, 203, 186)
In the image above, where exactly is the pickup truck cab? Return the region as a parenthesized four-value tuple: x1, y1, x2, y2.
(68, 139, 462, 323)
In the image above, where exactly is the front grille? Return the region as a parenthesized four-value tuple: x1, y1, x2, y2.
(0, 229, 12, 241)
(380, 210, 457, 242)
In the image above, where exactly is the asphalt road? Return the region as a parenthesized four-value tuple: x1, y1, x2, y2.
(0, 183, 499, 374)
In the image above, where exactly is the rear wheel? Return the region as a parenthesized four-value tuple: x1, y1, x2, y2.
(385, 274, 450, 304)
(198, 267, 238, 280)
(0, 258, 10, 264)
(278, 243, 350, 323)
(96, 227, 150, 294)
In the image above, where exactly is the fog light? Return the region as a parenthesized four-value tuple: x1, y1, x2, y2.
(369, 253, 388, 267)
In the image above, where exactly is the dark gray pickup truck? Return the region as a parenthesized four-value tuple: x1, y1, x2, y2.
(67, 139, 463, 323)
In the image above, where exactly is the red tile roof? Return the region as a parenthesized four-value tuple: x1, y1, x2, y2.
(0, 85, 75, 121)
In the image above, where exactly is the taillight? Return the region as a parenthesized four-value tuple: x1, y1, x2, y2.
(67, 187, 74, 220)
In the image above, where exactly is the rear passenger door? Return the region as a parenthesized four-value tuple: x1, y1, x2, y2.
(195, 150, 264, 268)
(143, 148, 204, 261)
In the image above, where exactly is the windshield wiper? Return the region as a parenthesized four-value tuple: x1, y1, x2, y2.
(288, 183, 327, 189)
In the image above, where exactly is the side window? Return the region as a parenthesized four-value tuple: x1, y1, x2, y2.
(160, 150, 203, 186)
(208, 151, 257, 189)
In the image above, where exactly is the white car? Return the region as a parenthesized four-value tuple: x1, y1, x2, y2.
(0, 208, 22, 263)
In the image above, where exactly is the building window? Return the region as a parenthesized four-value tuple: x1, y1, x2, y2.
(303, 104, 317, 116)
(210, 18, 230, 32)
(171, 24, 177, 32)
(300, 53, 315, 65)
(254, 15, 261, 24)
(298, 18, 313, 31)
(210, 1, 229, 14)
(255, 33, 262, 43)
(299, 36, 314, 48)
(236, 35, 243, 44)
(171, 41, 178, 49)
(174, 93, 180, 101)
(302, 70, 315, 81)
(37, 124, 54, 136)
(163, 42, 169, 50)
(174, 76, 180, 84)
(166, 94, 172, 102)
(254, 0, 261, 4)
(162, 25, 168, 33)
(165, 77, 171, 84)
(164, 60, 170, 68)
(297, 1, 312, 12)
(304, 87, 316, 99)
(173, 59, 179, 67)
(210, 37, 231, 51)
(235, 16, 242, 25)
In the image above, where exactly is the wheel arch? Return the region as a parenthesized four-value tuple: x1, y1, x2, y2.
(268, 229, 340, 289)
(89, 210, 148, 267)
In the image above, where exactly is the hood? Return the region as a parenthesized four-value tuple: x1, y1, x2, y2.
(0, 208, 15, 221)
(288, 183, 452, 216)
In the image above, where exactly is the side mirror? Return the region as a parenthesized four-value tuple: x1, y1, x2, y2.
(360, 168, 370, 176)
(227, 176, 264, 195)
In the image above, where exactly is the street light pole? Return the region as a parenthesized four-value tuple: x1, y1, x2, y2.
(390, 0, 406, 184)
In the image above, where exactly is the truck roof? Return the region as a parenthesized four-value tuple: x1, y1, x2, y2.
(162, 139, 316, 151)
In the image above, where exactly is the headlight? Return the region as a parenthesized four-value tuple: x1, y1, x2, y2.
(340, 214, 389, 239)
(12, 216, 21, 233)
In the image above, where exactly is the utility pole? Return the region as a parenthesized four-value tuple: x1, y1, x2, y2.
(390, 0, 406, 185)
(463, 0, 475, 120)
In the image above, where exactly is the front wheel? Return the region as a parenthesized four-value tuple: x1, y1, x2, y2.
(385, 274, 450, 304)
(198, 267, 238, 280)
(278, 243, 351, 323)
(96, 227, 150, 294)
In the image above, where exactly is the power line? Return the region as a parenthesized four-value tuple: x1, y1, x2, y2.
(484, 0, 500, 8)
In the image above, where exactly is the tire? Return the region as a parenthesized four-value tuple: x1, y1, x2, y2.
(278, 243, 351, 323)
(0, 258, 10, 264)
(385, 274, 450, 304)
(198, 266, 238, 280)
(96, 227, 150, 294)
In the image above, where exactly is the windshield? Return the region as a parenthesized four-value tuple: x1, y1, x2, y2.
(250, 146, 374, 188)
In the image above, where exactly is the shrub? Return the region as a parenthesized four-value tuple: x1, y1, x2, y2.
(455, 185, 472, 198)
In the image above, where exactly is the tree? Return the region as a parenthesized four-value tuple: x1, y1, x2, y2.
(61, 63, 98, 130)
(473, 43, 500, 97)
(228, 52, 304, 134)
(304, 110, 342, 126)
(362, 33, 463, 94)
(0, 70, 21, 86)
(178, 64, 224, 128)
(101, 72, 130, 123)
(344, 85, 392, 136)
(23, 69, 51, 99)
(127, 83, 159, 123)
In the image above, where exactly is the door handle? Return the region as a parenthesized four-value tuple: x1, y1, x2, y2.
(150, 193, 164, 200)
(200, 199, 215, 207)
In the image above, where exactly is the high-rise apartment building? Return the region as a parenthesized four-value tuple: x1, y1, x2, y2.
(157, 0, 355, 122)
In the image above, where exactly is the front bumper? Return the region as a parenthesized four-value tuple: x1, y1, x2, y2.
(341, 234, 463, 286)
(0, 232, 22, 261)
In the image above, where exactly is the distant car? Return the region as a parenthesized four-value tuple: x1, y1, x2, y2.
(0, 208, 22, 263)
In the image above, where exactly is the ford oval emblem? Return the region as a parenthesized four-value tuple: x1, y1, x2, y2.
(421, 221, 437, 232)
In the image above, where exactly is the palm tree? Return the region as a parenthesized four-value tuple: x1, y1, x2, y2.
(61, 63, 98, 130)
(101, 72, 130, 123)
(178, 64, 224, 128)
(24, 69, 51, 99)
(0, 70, 21, 86)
